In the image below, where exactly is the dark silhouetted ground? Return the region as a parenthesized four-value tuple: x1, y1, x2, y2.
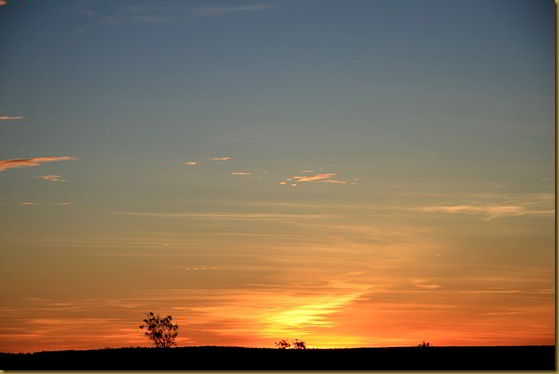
(0, 345, 555, 370)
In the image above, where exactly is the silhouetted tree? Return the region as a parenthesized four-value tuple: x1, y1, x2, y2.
(418, 341, 432, 348)
(139, 312, 179, 348)
(275, 339, 291, 349)
(293, 339, 307, 349)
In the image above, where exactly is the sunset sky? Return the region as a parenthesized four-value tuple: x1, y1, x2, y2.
(0, 0, 555, 353)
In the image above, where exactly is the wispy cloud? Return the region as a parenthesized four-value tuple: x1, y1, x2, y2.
(0, 280, 369, 352)
(294, 172, 336, 182)
(231, 172, 251, 176)
(0, 156, 78, 172)
(59, 2, 275, 33)
(34, 175, 66, 182)
(209, 157, 232, 161)
(410, 279, 442, 290)
(459, 290, 523, 294)
(21, 202, 71, 206)
(112, 211, 334, 221)
(279, 181, 298, 187)
(0, 115, 24, 120)
(103, 11, 167, 25)
(68, 2, 171, 24)
(185, 267, 217, 271)
(280, 172, 354, 186)
(183, 161, 200, 166)
(413, 203, 553, 220)
(194, 4, 274, 16)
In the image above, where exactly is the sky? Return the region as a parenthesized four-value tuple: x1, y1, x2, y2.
(0, 0, 555, 353)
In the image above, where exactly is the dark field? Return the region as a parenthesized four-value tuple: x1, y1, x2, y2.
(0, 345, 555, 370)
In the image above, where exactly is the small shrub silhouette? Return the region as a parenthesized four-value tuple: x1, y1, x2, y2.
(418, 341, 432, 348)
(139, 312, 179, 348)
(275, 339, 291, 349)
(293, 339, 307, 349)
(274, 339, 307, 349)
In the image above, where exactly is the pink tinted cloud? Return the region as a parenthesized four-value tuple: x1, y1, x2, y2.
(0, 115, 24, 120)
(183, 161, 200, 166)
(35, 175, 66, 182)
(293, 173, 336, 183)
(0, 156, 78, 172)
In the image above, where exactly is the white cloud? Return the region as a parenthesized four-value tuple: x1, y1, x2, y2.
(35, 175, 66, 182)
(209, 157, 232, 161)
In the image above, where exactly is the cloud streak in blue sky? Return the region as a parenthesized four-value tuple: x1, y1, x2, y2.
(0, 116, 24, 120)
(194, 4, 274, 16)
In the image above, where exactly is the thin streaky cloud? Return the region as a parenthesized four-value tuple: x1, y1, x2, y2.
(0, 156, 78, 172)
(231, 172, 251, 175)
(0, 115, 24, 120)
(459, 290, 523, 294)
(293, 172, 336, 182)
(185, 267, 217, 271)
(194, 4, 274, 16)
(413, 204, 554, 220)
(63, 2, 174, 25)
(34, 175, 66, 182)
(183, 161, 200, 166)
(20, 202, 71, 206)
(320, 179, 348, 184)
(112, 211, 335, 220)
(410, 279, 442, 290)
(208, 157, 232, 161)
(280, 172, 353, 186)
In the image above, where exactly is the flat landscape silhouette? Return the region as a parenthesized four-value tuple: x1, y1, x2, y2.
(0, 345, 554, 370)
